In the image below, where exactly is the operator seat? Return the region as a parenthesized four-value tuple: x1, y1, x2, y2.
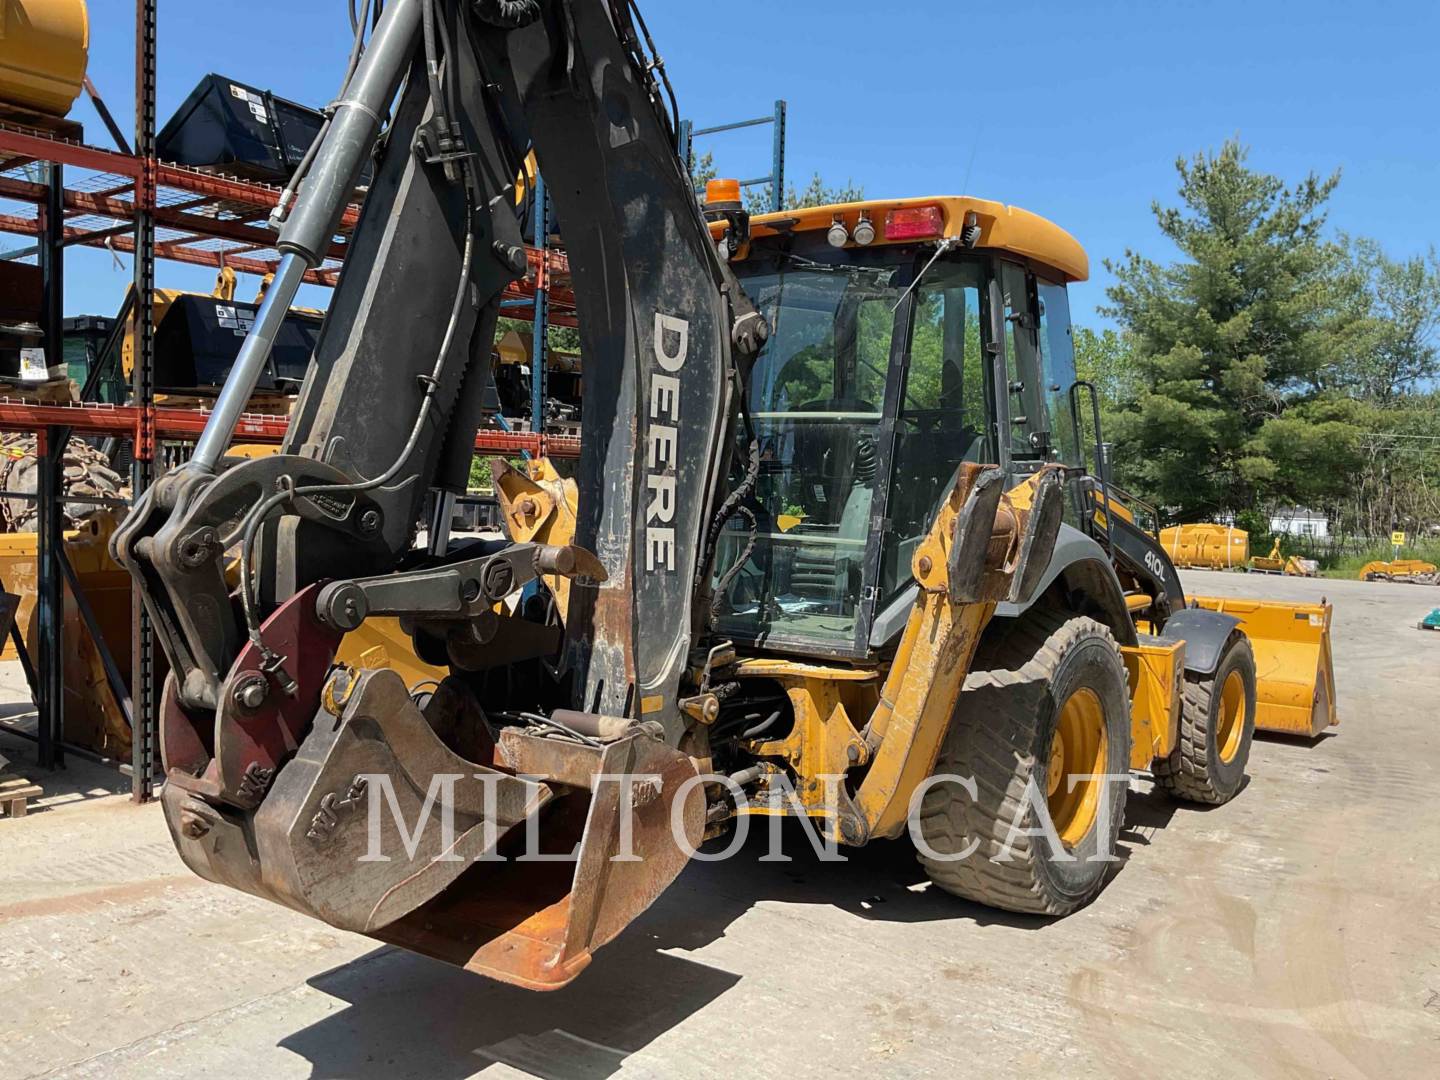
(786, 397, 878, 608)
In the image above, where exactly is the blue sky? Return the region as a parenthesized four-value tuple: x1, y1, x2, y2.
(59, 0, 1440, 327)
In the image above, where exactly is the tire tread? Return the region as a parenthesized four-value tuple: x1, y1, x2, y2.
(917, 609, 1125, 916)
(1153, 636, 1254, 805)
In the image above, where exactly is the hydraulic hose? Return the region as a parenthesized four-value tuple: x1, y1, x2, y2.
(236, 194, 477, 657)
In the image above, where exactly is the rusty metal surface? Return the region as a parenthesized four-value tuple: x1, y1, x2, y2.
(497, 728, 606, 789)
(211, 583, 343, 808)
(161, 582, 343, 808)
(378, 728, 705, 990)
(158, 671, 209, 778)
(163, 667, 552, 933)
(161, 648, 704, 991)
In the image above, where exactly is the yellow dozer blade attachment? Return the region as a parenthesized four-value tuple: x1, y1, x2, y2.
(1190, 596, 1337, 737)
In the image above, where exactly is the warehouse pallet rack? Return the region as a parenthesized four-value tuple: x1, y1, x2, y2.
(0, 1, 577, 800)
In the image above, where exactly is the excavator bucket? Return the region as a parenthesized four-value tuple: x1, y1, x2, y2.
(1190, 596, 1337, 737)
(159, 585, 704, 992)
(373, 724, 704, 990)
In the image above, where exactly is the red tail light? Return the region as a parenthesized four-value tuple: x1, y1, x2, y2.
(884, 205, 944, 241)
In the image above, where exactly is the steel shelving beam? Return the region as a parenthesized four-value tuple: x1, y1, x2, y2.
(530, 174, 550, 435)
(680, 100, 788, 212)
(0, 144, 579, 312)
(130, 0, 159, 802)
(0, 399, 582, 457)
(32, 161, 66, 771)
(0, 1, 586, 800)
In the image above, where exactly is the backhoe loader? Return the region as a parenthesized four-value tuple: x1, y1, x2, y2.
(114, 0, 1338, 991)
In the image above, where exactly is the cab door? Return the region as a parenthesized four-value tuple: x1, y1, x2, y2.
(997, 261, 1080, 469)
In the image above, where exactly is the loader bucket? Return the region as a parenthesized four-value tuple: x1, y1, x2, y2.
(160, 590, 704, 992)
(373, 726, 705, 990)
(1190, 596, 1337, 737)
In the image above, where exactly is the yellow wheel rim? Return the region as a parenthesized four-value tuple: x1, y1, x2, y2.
(1047, 687, 1108, 848)
(1217, 669, 1245, 764)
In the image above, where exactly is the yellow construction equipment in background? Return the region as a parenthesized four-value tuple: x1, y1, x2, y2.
(1160, 523, 1249, 569)
(1249, 539, 1317, 577)
(1191, 596, 1336, 736)
(0, 512, 133, 757)
(1358, 558, 1438, 584)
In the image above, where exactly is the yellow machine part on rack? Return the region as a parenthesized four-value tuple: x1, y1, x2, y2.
(1190, 595, 1338, 737)
(0, 0, 89, 118)
(0, 512, 133, 757)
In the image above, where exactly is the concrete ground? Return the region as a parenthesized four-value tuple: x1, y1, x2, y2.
(2, 570, 1438, 1079)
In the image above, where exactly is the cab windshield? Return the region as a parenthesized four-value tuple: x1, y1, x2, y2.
(713, 246, 1075, 658)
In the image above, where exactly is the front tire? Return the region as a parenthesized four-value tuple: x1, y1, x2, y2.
(917, 610, 1132, 916)
(1153, 634, 1256, 804)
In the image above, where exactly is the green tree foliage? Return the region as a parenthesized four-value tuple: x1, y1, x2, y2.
(1073, 326, 1140, 405)
(494, 316, 579, 355)
(690, 149, 717, 187)
(745, 172, 866, 216)
(1329, 236, 1440, 404)
(1096, 138, 1440, 540)
(1102, 139, 1346, 520)
(689, 150, 863, 213)
(1071, 326, 1139, 454)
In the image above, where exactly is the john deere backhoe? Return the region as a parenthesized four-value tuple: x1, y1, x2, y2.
(114, 0, 1337, 991)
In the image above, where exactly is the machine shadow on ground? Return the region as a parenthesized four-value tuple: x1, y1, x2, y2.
(282, 787, 1196, 1079)
(1255, 729, 1335, 750)
(285, 937, 739, 1080)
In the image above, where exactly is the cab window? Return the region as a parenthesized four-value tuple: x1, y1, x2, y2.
(1036, 279, 1080, 466)
(1000, 261, 1048, 461)
(878, 259, 987, 602)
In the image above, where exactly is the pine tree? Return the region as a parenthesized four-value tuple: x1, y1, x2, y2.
(1102, 139, 1341, 518)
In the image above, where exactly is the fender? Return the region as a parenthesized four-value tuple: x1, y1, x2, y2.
(1153, 607, 1242, 676)
(992, 523, 1138, 647)
(869, 522, 1139, 650)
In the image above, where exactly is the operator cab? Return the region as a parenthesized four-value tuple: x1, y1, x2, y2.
(708, 194, 1090, 661)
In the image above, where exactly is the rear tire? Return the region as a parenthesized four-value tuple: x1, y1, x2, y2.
(917, 610, 1131, 916)
(1154, 634, 1256, 805)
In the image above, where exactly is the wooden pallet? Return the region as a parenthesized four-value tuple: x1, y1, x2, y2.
(0, 772, 42, 818)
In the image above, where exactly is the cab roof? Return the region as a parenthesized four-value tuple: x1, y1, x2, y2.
(713, 195, 1089, 284)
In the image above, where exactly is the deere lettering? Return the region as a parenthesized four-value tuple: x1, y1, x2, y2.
(646, 312, 688, 572)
